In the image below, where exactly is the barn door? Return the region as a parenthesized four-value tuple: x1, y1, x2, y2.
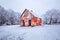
(29, 20, 31, 26)
(23, 20, 25, 26)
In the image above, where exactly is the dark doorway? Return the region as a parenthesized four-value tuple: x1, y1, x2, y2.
(29, 20, 31, 26)
(23, 20, 25, 26)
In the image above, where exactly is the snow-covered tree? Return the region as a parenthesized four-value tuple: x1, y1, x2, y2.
(0, 5, 20, 26)
(43, 9, 60, 24)
(5, 9, 20, 25)
(0, 6, 6, 25)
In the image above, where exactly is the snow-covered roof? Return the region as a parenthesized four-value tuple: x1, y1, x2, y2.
(20, 9, 35, 18)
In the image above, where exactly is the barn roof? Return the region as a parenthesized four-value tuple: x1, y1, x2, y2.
(20, 9, 35, 18)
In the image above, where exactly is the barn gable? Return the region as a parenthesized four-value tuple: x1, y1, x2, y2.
(20, 9, 35, 18)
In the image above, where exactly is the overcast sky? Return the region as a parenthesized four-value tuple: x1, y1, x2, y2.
(0, 0, 60, 17)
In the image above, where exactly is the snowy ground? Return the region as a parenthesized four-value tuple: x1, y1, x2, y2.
(0, 25, 60, 40)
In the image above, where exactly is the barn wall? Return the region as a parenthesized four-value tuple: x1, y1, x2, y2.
(20, 17, 42, 26)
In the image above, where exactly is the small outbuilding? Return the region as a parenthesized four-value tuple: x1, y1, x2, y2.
(20, 9, 42, 27)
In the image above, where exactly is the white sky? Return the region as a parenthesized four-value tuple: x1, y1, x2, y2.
(0, 0, 60, 17)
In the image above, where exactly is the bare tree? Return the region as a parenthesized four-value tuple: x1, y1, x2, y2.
(43, 9, 60, 24)
(0, 5, 20, 26)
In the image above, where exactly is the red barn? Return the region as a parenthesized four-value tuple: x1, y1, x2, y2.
(20, 9, 42, 27)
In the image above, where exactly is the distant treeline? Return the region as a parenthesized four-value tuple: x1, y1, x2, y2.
(0, 5, 20, 26)
(43, 9, 60, 24)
